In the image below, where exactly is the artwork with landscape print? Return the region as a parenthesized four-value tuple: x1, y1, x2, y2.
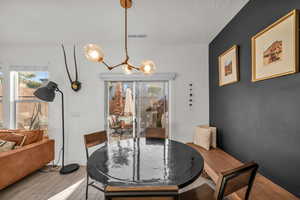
(224, 60, 233, 76)
(263, 40, 283, 66)
(252, 10, 299, 82)
(218, 45, 239, 86)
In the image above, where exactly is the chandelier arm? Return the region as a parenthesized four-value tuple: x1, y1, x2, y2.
(102, 60, 113, 70)
(111, 62, 126, 69)
(102, 61, 126, 70)
(128, 64, 141, 71)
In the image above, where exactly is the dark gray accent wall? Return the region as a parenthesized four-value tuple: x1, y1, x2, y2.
(209, 0, 300, 197)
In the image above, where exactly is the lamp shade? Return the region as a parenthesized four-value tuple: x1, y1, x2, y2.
(34, 81, 58, 102)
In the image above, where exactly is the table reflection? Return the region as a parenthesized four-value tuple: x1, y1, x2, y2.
(88, 138, 203, 188)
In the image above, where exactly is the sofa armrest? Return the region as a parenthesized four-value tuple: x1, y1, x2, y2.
(0, 139, 54, 190)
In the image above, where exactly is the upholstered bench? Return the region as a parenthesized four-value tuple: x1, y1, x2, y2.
(187, 143, 299, 200)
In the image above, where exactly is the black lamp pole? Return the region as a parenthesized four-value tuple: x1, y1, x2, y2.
(34, 81, 79, 175)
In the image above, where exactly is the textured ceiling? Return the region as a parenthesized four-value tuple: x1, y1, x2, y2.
(0, 0, 249, 45)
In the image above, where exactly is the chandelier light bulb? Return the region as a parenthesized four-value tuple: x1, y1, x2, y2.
(123, 64, 133, 74)
(144, 65, 151, 72)
(84, 44, 104, 63)
(141, 60, 156, 74)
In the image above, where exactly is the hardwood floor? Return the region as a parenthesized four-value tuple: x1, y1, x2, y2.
(0, 166, 213, 200)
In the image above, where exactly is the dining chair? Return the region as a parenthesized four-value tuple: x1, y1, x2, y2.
(83, 130, 108, 200)
(145, 127, 167, 139)
(179, 162, 258, 200)
(104, 185, 179, 200)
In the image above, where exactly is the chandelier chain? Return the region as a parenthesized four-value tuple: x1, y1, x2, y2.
(125, 1, 129, 60)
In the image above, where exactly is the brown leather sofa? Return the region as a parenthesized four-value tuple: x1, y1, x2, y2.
(0, 138, 54, 190)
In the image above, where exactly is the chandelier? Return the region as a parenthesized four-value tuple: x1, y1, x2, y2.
(84, 0, 156, 75)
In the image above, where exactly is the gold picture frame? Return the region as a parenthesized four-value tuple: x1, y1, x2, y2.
(218, 45, 239, 86)
(252, 9, 299, 82)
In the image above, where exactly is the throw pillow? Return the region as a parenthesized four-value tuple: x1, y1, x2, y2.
(0, 140, 15, 153)
(0, 132, 26, 146)
(199, 125, 217, 148)
(194, 127, 211, 150)
(18, 130, 44, 146)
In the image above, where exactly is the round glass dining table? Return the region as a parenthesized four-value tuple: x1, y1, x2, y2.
(87, 138, 204, 188)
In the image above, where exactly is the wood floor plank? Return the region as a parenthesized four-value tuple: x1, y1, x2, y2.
(0, 166, 212, 200)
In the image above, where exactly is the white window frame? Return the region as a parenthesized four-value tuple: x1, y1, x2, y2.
(0, 63, 10, 129)
(0, 65, 49, 129)
(0, 70, 4, 128)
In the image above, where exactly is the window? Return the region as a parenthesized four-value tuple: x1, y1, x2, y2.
(11, 71, 49, 131)
(0, 72, 3, 128)
(106, 81, 169, 140)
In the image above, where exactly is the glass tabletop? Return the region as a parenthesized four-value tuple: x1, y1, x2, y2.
(87, 138, 204, 188)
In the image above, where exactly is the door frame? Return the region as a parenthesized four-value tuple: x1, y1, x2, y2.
(101, 73, 176, 139)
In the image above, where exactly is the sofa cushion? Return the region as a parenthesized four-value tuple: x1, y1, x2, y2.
(18, 130, 44, 146)
(0, 132, 26, 146)
(0, 140, 15, 153)
(0, 139, 55, 190)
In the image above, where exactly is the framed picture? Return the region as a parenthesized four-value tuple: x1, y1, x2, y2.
(218, 45, 239, 86)
(252, 9, 299, 82)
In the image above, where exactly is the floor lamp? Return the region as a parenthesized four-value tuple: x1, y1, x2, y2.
(34, 81, 79, 174)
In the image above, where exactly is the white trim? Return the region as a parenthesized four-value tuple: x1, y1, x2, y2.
(9, 72, 17, 128)
(99, 72, 176, 81)
(9, 69, 49, 129)
(168, 80, 173, 139)
(9, 65, 48, 71)
(133, 81, 136, 138)
(2, 63, 10, 128)
(101, 72, 176, 139)
(0, 66, 6, 128)
(103, 79, 175, 139)
(0, 63, 50, 129)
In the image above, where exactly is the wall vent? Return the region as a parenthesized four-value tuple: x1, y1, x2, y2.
(128, 34, 147, 38)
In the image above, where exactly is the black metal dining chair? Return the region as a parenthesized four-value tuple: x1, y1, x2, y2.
(179, 162, 259, 200)
(83, 130, 108, 200)
(104, 185, 179, 200)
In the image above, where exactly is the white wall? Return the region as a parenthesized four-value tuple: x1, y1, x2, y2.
(0, 42, 209, 164)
